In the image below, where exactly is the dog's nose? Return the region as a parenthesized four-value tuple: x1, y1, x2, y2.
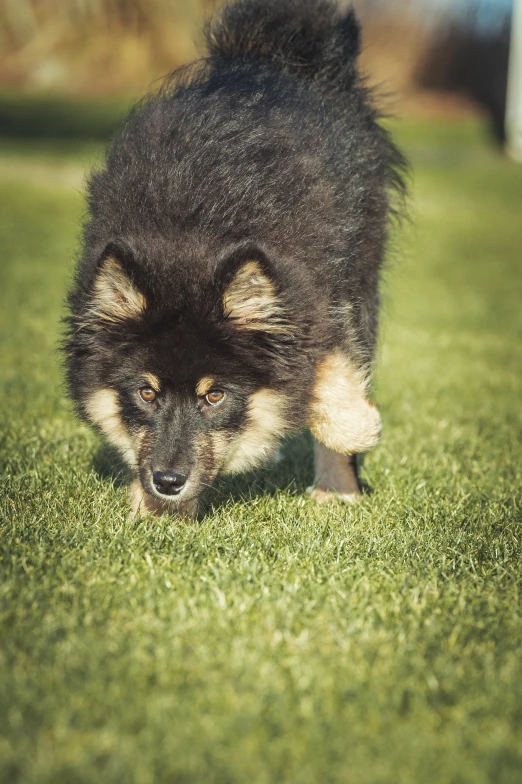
(152, 470, 187, 496)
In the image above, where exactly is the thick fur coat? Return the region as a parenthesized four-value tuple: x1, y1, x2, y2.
(64, 0, 406, 516)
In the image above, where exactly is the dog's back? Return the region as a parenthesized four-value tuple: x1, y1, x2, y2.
(203, 0, 405, 357)
(66, 0, 405, 516)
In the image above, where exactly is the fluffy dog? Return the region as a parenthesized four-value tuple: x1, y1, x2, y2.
(64, 0, 405, 518)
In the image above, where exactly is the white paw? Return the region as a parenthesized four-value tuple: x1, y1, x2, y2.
(306, 486, 362, 504)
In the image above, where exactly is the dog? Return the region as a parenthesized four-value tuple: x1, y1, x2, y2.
(64, 0, 406, 518)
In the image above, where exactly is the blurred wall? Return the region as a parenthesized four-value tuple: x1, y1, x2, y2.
(0, 0, 216, 95)
(0, 0, 513, 134)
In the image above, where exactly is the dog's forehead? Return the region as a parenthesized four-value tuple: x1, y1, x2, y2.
(134, 319, 235, 388)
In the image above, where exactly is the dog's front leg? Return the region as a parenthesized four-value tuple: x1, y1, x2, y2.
(306, 350, 382, 503)
(128, 479, 198, 520)
(307, 438, 361, 503)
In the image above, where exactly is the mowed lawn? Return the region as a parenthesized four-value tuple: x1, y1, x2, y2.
(0, 117, 521, 784)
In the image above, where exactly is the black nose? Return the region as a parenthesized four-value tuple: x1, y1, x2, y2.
(152, 470, 187, 496)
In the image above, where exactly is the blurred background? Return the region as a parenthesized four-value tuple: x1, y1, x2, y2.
(0, 0, 518, 145)
(1, 5, 522, 779)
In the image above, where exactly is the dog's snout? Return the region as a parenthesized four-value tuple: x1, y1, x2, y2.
(152, 470, 187, 496)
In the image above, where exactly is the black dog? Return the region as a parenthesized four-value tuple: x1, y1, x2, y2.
(65, 0, 405, 517)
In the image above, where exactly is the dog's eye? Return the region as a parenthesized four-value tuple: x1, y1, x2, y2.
(205, 389, 225, 406)
(139, 387, 157, 404)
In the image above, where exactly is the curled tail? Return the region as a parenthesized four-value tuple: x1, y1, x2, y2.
(205, 0, 361, 90)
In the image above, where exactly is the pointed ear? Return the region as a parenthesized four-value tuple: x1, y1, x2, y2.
(89, 242, 146, 324)
(222, 260, 286, 333)
(309, 351, 382, 455)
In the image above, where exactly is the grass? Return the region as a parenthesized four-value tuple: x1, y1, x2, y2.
(0, 114, 521, 783)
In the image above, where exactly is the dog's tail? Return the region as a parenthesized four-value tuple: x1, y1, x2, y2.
(205, 0, 361, 91)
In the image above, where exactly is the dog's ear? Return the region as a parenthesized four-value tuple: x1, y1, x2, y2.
(89, 240, 146, 324)
(309, 351, 382, 454)
(221, 252, 287, 334)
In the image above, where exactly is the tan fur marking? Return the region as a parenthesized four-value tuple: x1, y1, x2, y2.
(309, 350, 382, 455)
(84, 388, 136, 467)
(210, 431, 231, 463)
(90, 257, 146, 323)
(223, 261, 287, 333)
(142, 372, 161, 391)
(223, 388, 288, 473)
(135, 426, 148, 454)
(196, 376, 216, 396)
(307, 438, 361, 504)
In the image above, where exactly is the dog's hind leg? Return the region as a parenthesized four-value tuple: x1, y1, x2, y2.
(307, 438, 361, 503)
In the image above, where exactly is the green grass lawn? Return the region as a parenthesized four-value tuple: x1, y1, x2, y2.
(1, 116, 521, 783)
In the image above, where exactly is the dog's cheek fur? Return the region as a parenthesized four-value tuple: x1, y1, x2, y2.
(84, 388, 137, 467)
(223, 388, 289, 473)
(308, 350, 382, 455)
(189, 432, 224, 491)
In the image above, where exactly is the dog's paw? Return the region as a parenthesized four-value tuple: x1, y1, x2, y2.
(306, 486, 361, 504)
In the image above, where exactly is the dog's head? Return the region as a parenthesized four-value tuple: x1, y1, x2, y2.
(66, 239, 303, 510)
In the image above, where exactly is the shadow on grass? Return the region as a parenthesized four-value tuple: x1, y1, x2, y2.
(93, 431, 373, 515)
(205, 432, 315, 511)
(92, 443, 129, 489)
